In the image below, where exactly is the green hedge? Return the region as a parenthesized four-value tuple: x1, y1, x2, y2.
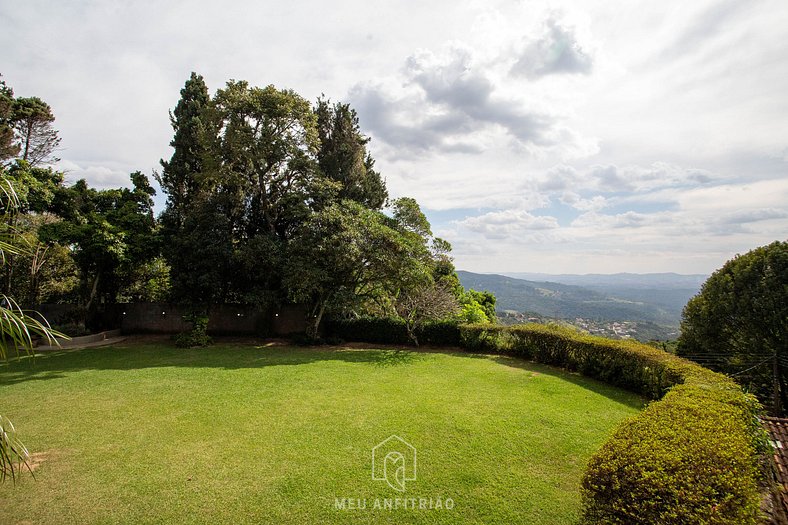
(325, 317, 410, 345)
(458, 323, 767, 524)
(325, 317, 461, 346)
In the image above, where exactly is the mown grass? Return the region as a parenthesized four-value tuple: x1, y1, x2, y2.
(0, 341, 643, 524)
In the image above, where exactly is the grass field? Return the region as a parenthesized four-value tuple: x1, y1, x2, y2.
(0, 340, 643, 524)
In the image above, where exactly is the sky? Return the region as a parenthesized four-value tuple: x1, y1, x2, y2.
(1, 0, 786, 275)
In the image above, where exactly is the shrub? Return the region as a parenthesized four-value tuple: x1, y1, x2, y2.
(175, 314, 212, 348)
(459, 324, 512, 354)
(325, 317, 462, 347)
(417, 320, 461, 346)
(457, 323, 766, 525)
(582, 383, 763, 524)
(324, 317, 410, 345)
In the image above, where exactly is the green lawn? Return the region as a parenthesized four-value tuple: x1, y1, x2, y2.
(0, 341, 643, 524)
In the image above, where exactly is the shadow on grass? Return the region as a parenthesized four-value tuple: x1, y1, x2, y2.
(484, 353, 646, 410)
(0, 342, 423, 386)
(0, 340, 645, 409)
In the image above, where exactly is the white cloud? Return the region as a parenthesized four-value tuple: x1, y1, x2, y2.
(457, 209, 560, 239)
(510, 15, 594, 79)
(349, 13, 600, 160)
(57, 159, 132, 189)
(2, 0, 787, 274)
(559, 192, 607, 212)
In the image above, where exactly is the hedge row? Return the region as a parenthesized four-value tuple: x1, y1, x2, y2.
(324, 317, 461, 346)
(458, 323, 767, 525)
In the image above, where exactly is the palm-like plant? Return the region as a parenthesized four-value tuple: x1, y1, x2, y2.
(0, 176, 63, 482)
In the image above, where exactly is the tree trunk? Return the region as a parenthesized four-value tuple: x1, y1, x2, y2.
(309, 302, 326, 339)
(86, 271, 100, 312)
(22, 120, 32, 162)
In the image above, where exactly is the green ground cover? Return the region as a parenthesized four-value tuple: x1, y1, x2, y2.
(0, 341, 642, 524)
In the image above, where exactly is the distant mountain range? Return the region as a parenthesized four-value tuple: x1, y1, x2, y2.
(457, 271, 706, 327)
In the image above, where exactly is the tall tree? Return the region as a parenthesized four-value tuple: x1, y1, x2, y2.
(179, 80, 334, 305)
(677, 240, 788, 414)
(40, 173, 160, 314)
(284, 200, 427, 336)
(0, 75, 18, 164)
(11, 97, 61, 166)
(315, 98, 387, 209)
(0, 161, 65, 296)
(158, 72, 210, 231)
(205, 80, 324, 241)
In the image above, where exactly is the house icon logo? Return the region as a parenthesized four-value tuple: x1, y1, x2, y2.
(372, 435, 417, 492)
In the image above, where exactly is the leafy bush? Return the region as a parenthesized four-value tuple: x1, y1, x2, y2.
(325, 317, 461, 346)
(459, 324, 513, 354)
(325, 317, 410, 345)
(417, 320, 461, 346)
(50, 322, 91, 338)
(582, 383, 764, 524)
(174, 314, 212, 348)
(457, 323, 766, 525)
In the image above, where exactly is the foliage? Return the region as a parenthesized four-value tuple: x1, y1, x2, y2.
(677, 240, 788, 414)
(394, 283, 459, 345)
(315, 97, 387, 209)
(0, 76, 60, 167)
(325, 317, 410, 345)
(10, 96, 61, 167)
(117, 256, 171, 303)
(174, 313, 212, 348)
(203, 80, 323, 242)
(40, 172, 161, 313)
(158, 72, 210, 232)
(4, 213, 78, 304)
(582, 384, 763, 525)
(415, 320, 462, 346)
(0, 75, 18, 163)
(284, 200, 425, 336)
(155, 74, 493, 334)
(157, 72, 211, 303)
(325, 317, 462, 347)
(457, 288, 496, 323)
(0, 413, 32, 483)
(456, 323, 766, 524)
(161, 76, 333, 305)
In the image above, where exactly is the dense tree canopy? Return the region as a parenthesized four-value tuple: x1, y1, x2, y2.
(11, 97, 60, 166)
(158, 72, 210, 232)
(40, 172, 160, 311)
(677, 240, 788, 413)
(0, 71, 496, 336)
(315, 98, 387, 209)
(156, 72, 495, 333)
(0, 75, 18, 163)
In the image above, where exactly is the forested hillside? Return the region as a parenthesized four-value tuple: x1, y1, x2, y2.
(458, 270, 689, 328)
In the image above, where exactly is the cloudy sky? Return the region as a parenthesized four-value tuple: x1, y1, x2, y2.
(2, 0, 787, 274)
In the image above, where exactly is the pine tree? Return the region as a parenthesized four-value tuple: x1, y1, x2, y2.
(315, 98, 387, 209)
(158, 72, 210, 231)
(12, 97, 61, 166)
